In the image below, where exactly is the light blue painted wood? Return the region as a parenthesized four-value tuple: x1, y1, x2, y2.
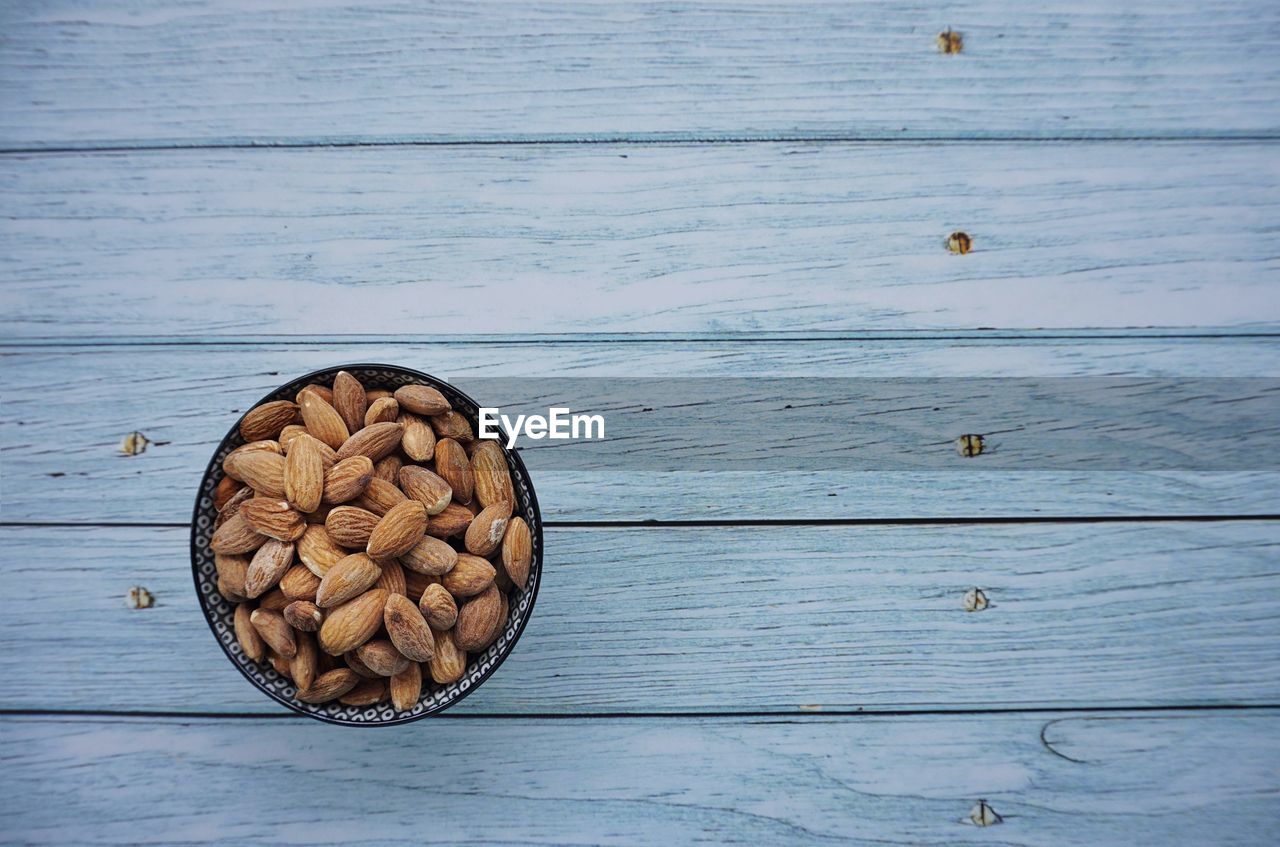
(2, 712, 1277, 845)
(2, 522, 1276, 713)
(1, 1, 1279, 148)
(3, 341, 1280, 522)
(2, 143, 1278, 337)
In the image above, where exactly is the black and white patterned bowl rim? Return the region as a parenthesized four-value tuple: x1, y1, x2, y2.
(191, 364, 543, 726)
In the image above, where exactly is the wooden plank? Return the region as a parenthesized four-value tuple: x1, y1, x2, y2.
(2, 522, 1276, 714)
(4, 340, 1279, 522)
(2, 143, 1279, 337)
(2, 1, 1278, 148)
(2, 711, 1276, 845)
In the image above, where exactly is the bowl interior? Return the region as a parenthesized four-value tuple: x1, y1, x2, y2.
(191, 364, 542, 725)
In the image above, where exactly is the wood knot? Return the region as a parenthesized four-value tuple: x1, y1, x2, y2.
(955, 433, 985, 457)
(937, 29, 964, 54)
(969, 799, 1002, 826)
(127, 586, 154, 609)
(119, 431, 151, 456)
(963, 587, 989, 612)
(946, 231, 973, 254)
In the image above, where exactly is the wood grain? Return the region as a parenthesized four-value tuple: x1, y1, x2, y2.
(2, 143, 1279, 337)
(4, 340, 1279, 522)
(2, 522, 1276, 714)
(2, 1, 1278, 148)
(2, 711, 1276, 845)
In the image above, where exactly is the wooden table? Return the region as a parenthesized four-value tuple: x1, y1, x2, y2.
(2, 2, 1278, 843)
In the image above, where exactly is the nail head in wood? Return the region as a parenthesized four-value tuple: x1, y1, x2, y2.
(955, 433, 985, 457)
(947, 231, 973, 254)
(963, 587, 989, 612)
(127, 586, 154, 609)
(969, 799, 1002, 826)
(937, 28, 964, 54)
(119, 431, 150, 456)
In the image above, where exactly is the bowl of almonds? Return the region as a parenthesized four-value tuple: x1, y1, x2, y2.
(192, 364, 542, 724)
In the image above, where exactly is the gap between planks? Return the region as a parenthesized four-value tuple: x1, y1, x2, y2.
(4, 709, 1278, 846)
(7, 330, 1280, 347)
(3, 514, 1279, 530)
(5, 134, 1280, 155)
(2, 703, 1276, 722)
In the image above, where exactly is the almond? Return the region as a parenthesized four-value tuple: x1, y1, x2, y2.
(435, 438, 474, 505)
(297, 668, 358, 703)
(267, 649, 292, 679)
(491, 549, 514, 592)
(394, 384, 451, 416)
(344, 649, 381, 679)
(283, 600, 324, 632)
(290, 632, 319, 690)
(418, 583, 458, 630)
(316, 553, 382, 608)
(430, 410, 473, 442)
(400, 534, 458, 576)
(364, 396, 400, 428)
(227, 439, 284, 468)
(332, 370, 368, 435)
(318, 588, 389, 655)
(284, 434, 325, 513)
(404, 570, 440, 604)
(464, 500, 512, 557)
(217, 575, 246, 603)
(277, 424, 309, 452)
(250, 608, 296, 659)
(214, 476, 243, 511)
(244, 539, 295, 598)
(234, 602, 265, 662)
(367, 501, 428, 561)
(307, 502, 334, 524)
(239, 401, 299, 442)
(321, 455, 374, 503)
(426, 501, 473, 538)
(455, 583, 502, 651)
(299, 390, 349, 450)
(335, 421, 403, 462)
(215, 485, 254, 530)
(214, 552, 250, 599)
(384, 593, 436, 662)
(352, 476, 408, 517)
(240, 498, 307, 542)
(211, 511, 269, 554)
(258, 587, 290, 611)
(296, 384, 334, 406)
(312, 438, 339, 469)
(398, 465, 452, 515)
(442, 554, 495, 599)
(296, 524, 346, 576)
(279, 564, 321, 601)
(366, 388, 392, 402)
(229, 449, 287, 498)
(339, 677, 387, 706)
(325, 505, 381, 548)
(390, 662, 423, 711)
(376, 560, 407, 596)
(355, 638, 411, 676)
(471, 440, 516, 509)
(372, 455, 402, 484)
(399, 412, 436, 462)
(482, 592, 509, 651)
(502, 516, 532, 591)
(428, 628, 466, 684)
